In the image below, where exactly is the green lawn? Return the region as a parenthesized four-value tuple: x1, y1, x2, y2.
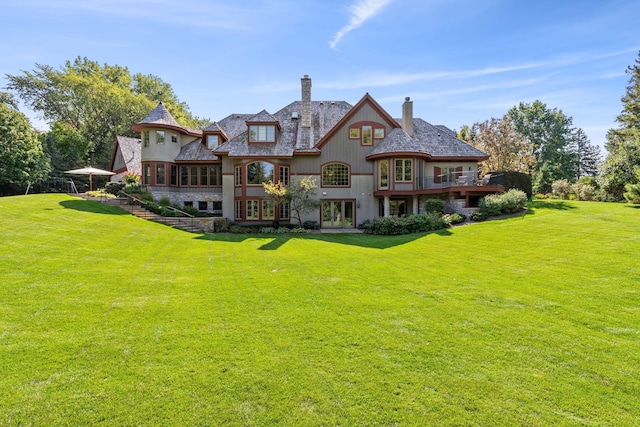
(1, 194, 639, 426)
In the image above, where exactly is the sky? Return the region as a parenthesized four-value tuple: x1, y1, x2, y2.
(1, 0, 639, 150)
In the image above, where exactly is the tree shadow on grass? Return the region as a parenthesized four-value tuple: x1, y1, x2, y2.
(528, 200, 578, 212)
(59, 199, 129, 215)
(624, 204, 640, 209)
(194, 228, 453, 250)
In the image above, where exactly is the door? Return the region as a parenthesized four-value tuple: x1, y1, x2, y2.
(321, 200, 355, 228)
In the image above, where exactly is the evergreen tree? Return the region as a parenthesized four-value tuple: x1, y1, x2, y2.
(600, 51, 640, 199)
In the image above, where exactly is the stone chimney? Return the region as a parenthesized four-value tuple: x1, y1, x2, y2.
(301, 75, 312, 128)
(402, 97, 414, 137)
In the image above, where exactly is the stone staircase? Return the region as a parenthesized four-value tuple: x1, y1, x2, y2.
(97, 197, 206, 233)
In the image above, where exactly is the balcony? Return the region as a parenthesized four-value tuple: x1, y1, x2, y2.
(415, 172, 487, 190)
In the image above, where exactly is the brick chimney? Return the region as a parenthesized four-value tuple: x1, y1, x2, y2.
(301, 75, 312, 128)
(402, 97, 414, 137)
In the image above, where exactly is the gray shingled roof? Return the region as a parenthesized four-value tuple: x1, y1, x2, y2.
(116, 136, 142, 174)
(175, 139, 219, 161)
(213, 101, 352, 157)
(136, 102, 182, 128)
(369, 118, 488, 159)
(248, 110, 279, 123)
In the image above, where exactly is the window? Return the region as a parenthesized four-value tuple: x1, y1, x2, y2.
(247, 162, 274, 185)
(156, 164, 165, 185)
(262, 200, 275, 220)
(247, 200, 259, 219)
(235, 200, 242, 220)
(249, 125, 275, 142)
(180, 166, 188, 186)
(441, 167, 457, 183)
(279, 166, 289, 185)
(170, 165, 177, 186)
(279, 201, 290, 220)
(322, 163, 349, 187)
(235, 166, 242, 186)
(171, 134, 178, 143)
(200, 167, 208, 186)
(379, 160, 389, 189)
(190, 166, 198, 186)
(143, 131, 150, 147)
(362, 125, 372, 146)
(349, 122, 385, 145)
(143, 164, 151, 185)
(212, 201, 222, 212)
(184, 201, 193, 208)
(209, 166, 221, 186)
(395, 159, 412, 182)
(156, 131, 165, 144)
(198, 201, 208, 211)
(207, 135, 218, 149)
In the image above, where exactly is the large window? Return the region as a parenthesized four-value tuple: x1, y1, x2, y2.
(179, 165, 221, 186)
(379, 160, 389, 189)
(247, 200, 259, 219)
(441, 167, 457, 184)
(170, 165, 177, 186)
(235, 200, 242, 220)
(262, 200, 275, 220)
(279, 166, 289, 185)
(143, 164, 151, 185)
(156, 164, 165, 185)
(322, 163, 350, 187)
(143, 131, 149, 147)
(279, 201, 290, 220)
(156, 131, 165, 144)
(247, 162, 274, 185)
(395, 159, 412, 182)
(348, 122, 385, 146)
(249, 125, 275, 142)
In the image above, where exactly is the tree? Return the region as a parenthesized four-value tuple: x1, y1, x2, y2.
(508, 100, 578, 192)
(6, 57, 208, 172)
(601, 51, 640, 199)
(263, 176, 320, 227)
(460, 115, 534, 176)
(0, 93, 50, 194)
(573, 128, 601, 178)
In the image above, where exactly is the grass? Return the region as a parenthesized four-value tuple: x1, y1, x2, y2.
(1, 194, 639, 425)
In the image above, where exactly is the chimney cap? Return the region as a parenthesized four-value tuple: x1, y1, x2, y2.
(303, 74, 309, 78)
(405, 97, 411, 102)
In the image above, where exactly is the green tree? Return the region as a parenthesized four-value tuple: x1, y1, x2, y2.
(264, 176, 320, 227)
(0, 93, 50, 194)
(460, 115, 535, 176)
(573, 128, 601, 178)
(601, 51, 640, 199)
(6, 57, 208, 171)
(508, 100, 578, 193)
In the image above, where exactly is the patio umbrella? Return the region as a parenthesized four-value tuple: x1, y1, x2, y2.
(65, 166, 115, 192)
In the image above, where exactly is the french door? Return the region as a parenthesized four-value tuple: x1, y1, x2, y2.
(321, 200, 355, 228)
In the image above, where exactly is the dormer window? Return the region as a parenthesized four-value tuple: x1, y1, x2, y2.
(249, 125, 276, 142)
(207, 135, 219, 149)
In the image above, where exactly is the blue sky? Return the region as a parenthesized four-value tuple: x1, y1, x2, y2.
(1, 0, 639, 149)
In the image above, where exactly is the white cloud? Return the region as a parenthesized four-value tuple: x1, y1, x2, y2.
(329, 0, 393, 49)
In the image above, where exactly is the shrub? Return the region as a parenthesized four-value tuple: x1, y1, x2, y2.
(123, 171, 141, 184)
(470, 211, 488, 221)
(534, 193, 547, 200)
(551, 179, 572, 199)
(213, 218, 229, 233)
(290, 227, 311, 234)
(443, 213, 466, 225)
(122, 183, 144, 195)
(479, 189, 527, 216)
(158, 197, 171, 206)
(104, 182, 125, 195)
(364, 213, 449, 235)
(181, 205, 201, 217)
(571, 181, 597, 201)
(303, 220, 319, 230)
(488, 171, 533, 198)
(424, 198, 445, 214)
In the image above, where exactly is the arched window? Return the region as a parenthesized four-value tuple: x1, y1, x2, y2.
(246, 161, 274, 185)
(322, 163, 350, 187)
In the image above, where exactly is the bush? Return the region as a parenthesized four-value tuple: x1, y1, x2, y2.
(158, 197, 171, 206)
(479, 189, 527, 216)
(571, 181, 597, 201)
(534, 193, 547, 199)
(303, 220, 319, 230)
(487, 171, 533, 198)
(104, 182, 125, 195)
(213, 218, 229, 233)
(443, 213, 466, 225)
(470, 211, 488, 221)
(551, 179, 572, 199)
(363, 213, 449, 235)
(424, 198, 445, 214)
(181, 205, 201, 217)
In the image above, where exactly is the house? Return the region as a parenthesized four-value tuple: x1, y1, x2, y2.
(120, 75, 503, 229)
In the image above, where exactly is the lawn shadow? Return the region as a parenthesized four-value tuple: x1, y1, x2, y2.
(194, 228, 453, 250)
(59, 199, 129, 215)
(624, 204, 640, 209)
(528, 200, 578, 212)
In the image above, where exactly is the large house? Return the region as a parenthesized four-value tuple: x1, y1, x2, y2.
(111, 75, 502, 230)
